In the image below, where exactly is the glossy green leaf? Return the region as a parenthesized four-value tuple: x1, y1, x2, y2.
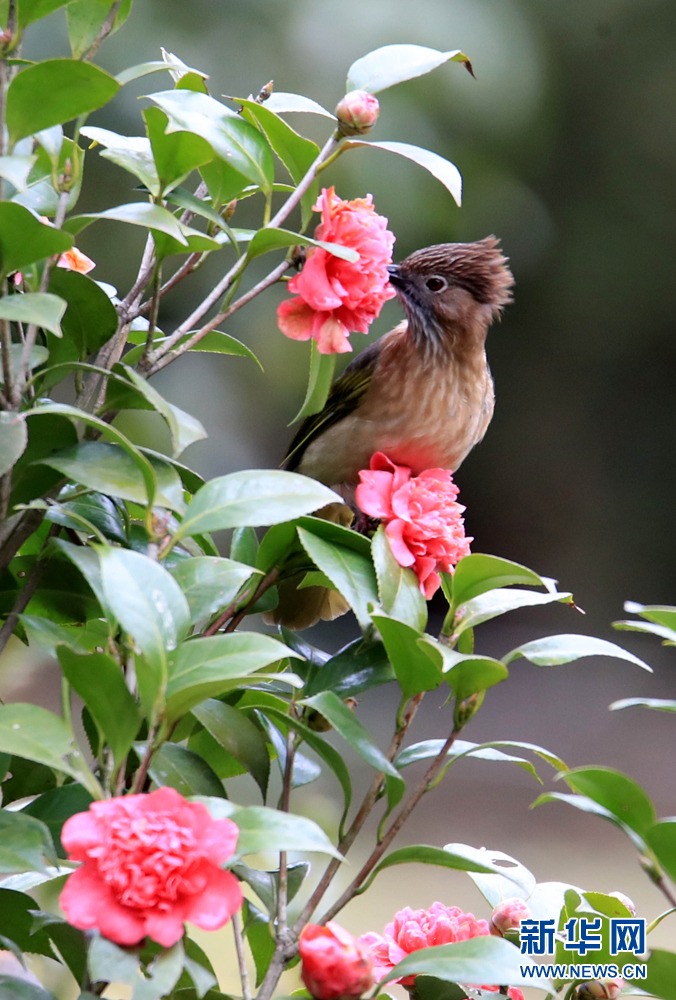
(303, 638, 395, 698)
(20, 782, 92, 857)
(198, 799, 342, 859)
(395, 739, 549, 783)
(124, 330, 263, 369)
(6, 60, 120, 144)
(346, 139, 462, 206)
(297, 528, 378, 627)
(502, 633, 652, 671)
(67, 202, 189, 245)
(0, 551, 101, 625)
(297, 514, 370, 555)
(452, 587, 573, 637)
(372, 526, 427, 631)
(164, 632, 294, 719)
(0, 153, 37, 190)
(347, 44, 472, 94)
(449, 554, 545, 610)
(291, 342, 336, 424)
(147, 742, 226, 798)
(0, 976, 57, 999)
(0, 413, 27, 477)
(0, 203, 72, 278)
(0, 704, 80, 778)
(88, 932, 141, 988)
(48, 539, 110, 617)
(624, 600, 676, 629)
(173, 471, 340, 541)
(47, 268, 118, 358)
(165, 186, 228, 229)
(0, 292, 66, 336)
(370, 612, 442, 698)
(0, 888, 54, 958)
(147, 90, 273, 192)
(627, 950, 676, 998)
(100, 548, 190, 716)
(358, 843, 510, 896)
(247, 227, 359, 263)
(36, 440, 184, 512)
(613, 618, 676, 645)
(234, 861, 309, 914)
(1, 345, 49, 389)
(66, 0, 131, 60)
(169, 556, 258, 623)
(47, 490, 126, 544)
(531, 790, 635, 837)
(199, 156, 249, 209)
(34, 125, 63, 164)
(144, 107, 214, 194)
(192, 699, 269, 797)
(0, 809, 54, 874)
(81, 125, 159, 195)
(420, 639, 509, 702)
(384, 936, 547, 989)
(16, 0, 74, 28)
(57, 648, 140, 769)
(563, 766, 656, 836)
(12, 135, 83, 217)
(231, 526, 259, 566)
(113, 365, 207, 458)
(265, 92, 334, 118)
(610, 697, 676, 713)
(463, 848, 537, 908)
(242, 900, 275, 988)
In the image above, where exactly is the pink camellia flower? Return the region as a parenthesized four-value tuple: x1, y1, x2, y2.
(576, 980, 624, 999)
(299, 921, 375, 1000)
(59, 787, 243, 947)
(335, 90, 380, 135)
(355, 452, 472, 599)
(359, 903, 523, 999)
(277, 186, 395, 354)
(490, 897, 532, 937)
(57, 246, 95, 273)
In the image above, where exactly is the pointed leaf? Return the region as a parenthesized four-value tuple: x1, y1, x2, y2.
(0, 810, 54, 874)
(358, 844, 516, 896)
(347, 44, 471, 94)
(370, 612, 442, 698)
(67, 202, 189, 245)
(453, 588, 573, 636)
(143, 107, 214, 194)
(297, 528, 378, 627)
(372, 526, 427, 631)
(66, 0, 131, 59)
(0, 293, 66, 336)
(384, 936, 548, 990)
(563, 766, 656, 836)
(503, 633, 652, 671)
(192, 699, 269, 797)
(246, 227, 359, 263)
(623, 601, 676, 630)
(0, 203, 72, 278)
(613, 619, 676, 644)
(169, 557, 258, 624)
(610, 697, 676, 713)
(0, 154, 37, 191)
(420, 639, 509, 703)
(47, 268, 118, 359)
(291, 341, 336, 424)
(0, 413, 27, 476)
(117, 365, 207, 458)
(264, 92, 334, 118)
(0, 704, 80, 778)
(198, 799, 342, 859)
(450, 554, 546, 610)
(146, 742, 226, 798)
(346, 139, 462, 205)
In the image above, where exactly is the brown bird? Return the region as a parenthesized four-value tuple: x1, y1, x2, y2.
(270, 237, 514, 628)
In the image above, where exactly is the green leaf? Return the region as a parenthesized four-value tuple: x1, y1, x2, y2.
(66, 0, 131, 60)
(0, 888, 54, 958)
(234, 861, 309, 914)
(199, 157, 249, 210)
(532, 790, 641, 841)
(88, 933, 141, 988)
(297, 515, 371, 556)
(12, 136, 83, 217)
(144, 107, 214, 195)
(146, 742, 226, 798)
(0, 292, 66, 337)
(80, 125, 159, 196)
(57, 648, 140, 770)
(198, 799, 342, 859)
(0, 344, 49, 388)
(246, 227, 359, 263)
(370, 613, 442, 698)
(624, 600, 676, 630)
(242, 900, 275, 987)
(265, 92, 334, 118)
(464, 848, 537, 909)
(124, 330, 263, 369)
(173, 470, 340, 541)
(46, 490, 126, 544)
(1, 551, 102, 624)
(67, 202, 189, 245)
(627, 950, 676, 998)
(384, 936, 548, 989)
(610, 697, 676, 713)
(0, 153, 37, 190)
(192, 699, 269, 797)
(563, 766, 656, 837)
(100, 548, 190, 716)
(147, 90, 273, 193)
(0, 809, 54, 874)
(48, 539, 109, 618)
(165, 632, 295, 719)
(47, 268, 118, 358)
(0, 976, 57, 999)
(297, 527, 378, 627)
(420, 639, 509, 703)
(303, 638, 395, 698)
(6, 60, 120, 144)
(0, 413, 27, 477)
(395, 739, 550, 783)
(114, 365, 207, 458)
(358, 844, 513, 896)
(0, 203, 72, 278)
(0, 704, 80, 778)
(291, 342, 336, 424)
(346, 139, 462, 205)
(452, 588, 573, 637)
(20, 784, 92, 862)
(231, 526, 259, 566)
(450, 554, 546, 610)
(502, 633, 652, 671)
(613, 618, 676, 645)
(372, 526, 427, 631)
(347, 44, 472, 94)
(169, 556, 258, 624)
(16, 0, 75, 28)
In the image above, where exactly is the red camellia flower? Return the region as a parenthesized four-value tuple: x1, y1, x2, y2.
(277, 186, 395, 354)
(59, 787, 243, 947)
(355, 452, 472, 598)
(490, 897, 532, 936)
(359, 903, 523, 1000)
(299, 921, 375, 1000)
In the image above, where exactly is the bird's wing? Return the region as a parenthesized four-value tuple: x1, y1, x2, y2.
(284, 340, 381, 470)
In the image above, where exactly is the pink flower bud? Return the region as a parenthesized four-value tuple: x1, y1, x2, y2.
(609, 890, 636, 915)
(300, 922, 375, 1000)
(576, 979, 624, 999)
(335, 90, 380, 136)
(490, 897, 532, 936)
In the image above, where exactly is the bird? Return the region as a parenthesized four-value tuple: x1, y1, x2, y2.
(269, 237, 514, 629)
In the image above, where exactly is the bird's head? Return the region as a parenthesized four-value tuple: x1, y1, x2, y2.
(387, 237, 514, 356)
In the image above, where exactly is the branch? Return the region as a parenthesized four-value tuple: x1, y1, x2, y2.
(80, 0, 122, 62)
(201, 568, 280, 637)
(130, 723, 160, 794)
(0, 524, 59, 656)
(232, 911, 253, 1000)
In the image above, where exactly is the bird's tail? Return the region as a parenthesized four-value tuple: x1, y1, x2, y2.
(263, 502, 352, 631)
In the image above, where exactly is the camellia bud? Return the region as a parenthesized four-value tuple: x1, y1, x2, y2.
(335, 90, 380, 136)
(609, 890, 636, 916)
(490, 897, 532, 936)
(575, 979, 624, 1000)
(299, 921, 375, 1000)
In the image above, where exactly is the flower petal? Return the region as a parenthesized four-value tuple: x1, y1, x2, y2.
(277, 297, 315, 341)
(184, 867, 243, 931)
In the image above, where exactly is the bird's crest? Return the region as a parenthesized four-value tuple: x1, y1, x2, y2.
(401, 237, 514, 317)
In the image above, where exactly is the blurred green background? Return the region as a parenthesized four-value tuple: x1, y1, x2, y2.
(6, 0, 676, 992)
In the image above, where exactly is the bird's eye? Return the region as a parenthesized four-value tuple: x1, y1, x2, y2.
(425, 276, 447, 292)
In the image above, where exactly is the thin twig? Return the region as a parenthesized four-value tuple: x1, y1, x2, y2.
(130, 723, 160, 794)
(278, 726, 296, 938)
(80, 0, 122, 62)
(0, 524, 60, 656)
(131, 252, 202, 319)
(232, 911, 253, 1000)
(201, 568, 280, 637)
(1, 317, 14, 408)
(656, 875, 676, 911)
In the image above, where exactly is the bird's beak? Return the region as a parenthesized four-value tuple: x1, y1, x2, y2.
(387, 263, 405, 289)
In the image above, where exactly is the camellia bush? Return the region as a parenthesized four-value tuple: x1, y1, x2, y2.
(0, 3, 675, 1000)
